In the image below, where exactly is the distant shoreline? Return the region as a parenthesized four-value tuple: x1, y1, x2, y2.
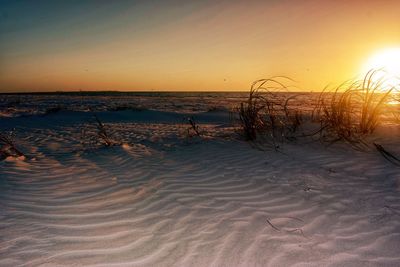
(0, 90, 316, 96)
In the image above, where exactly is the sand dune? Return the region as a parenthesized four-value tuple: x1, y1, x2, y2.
(1, 107, 400, 266)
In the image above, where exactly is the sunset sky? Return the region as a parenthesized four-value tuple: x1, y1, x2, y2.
(1, 0, 400, 92)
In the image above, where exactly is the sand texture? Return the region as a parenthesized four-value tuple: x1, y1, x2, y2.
(1, 101, 400, 266)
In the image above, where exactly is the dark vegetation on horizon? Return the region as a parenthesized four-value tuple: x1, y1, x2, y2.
(0, 91, 252, 96)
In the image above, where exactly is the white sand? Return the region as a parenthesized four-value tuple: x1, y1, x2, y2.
(1, 109, 400, 267)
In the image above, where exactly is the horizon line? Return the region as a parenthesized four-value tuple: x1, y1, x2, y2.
(0, 89, 318, 95)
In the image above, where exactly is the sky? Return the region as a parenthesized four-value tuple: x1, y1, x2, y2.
(0, 0, 400, 92)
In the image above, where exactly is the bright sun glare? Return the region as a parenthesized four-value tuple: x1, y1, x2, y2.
(361, 48, 400, 91)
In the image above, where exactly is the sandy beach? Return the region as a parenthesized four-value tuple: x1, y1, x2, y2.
(1, 94, 399, 267)
(2, 1, 400, 265)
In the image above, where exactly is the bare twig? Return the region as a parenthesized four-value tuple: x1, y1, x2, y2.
(81, 115, 120, 147)
(184, 117, 202, 138)
(266, 217, 307, 238)
(374, 143, 400, 166)
(0, 131, 25, 160)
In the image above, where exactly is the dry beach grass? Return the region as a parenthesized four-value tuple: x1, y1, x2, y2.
(237, 70, 399, 159)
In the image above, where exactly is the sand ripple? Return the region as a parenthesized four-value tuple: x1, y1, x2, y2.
(1, 127, 400, 266)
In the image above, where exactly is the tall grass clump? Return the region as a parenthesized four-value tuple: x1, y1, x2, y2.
(389, 86, 400, 123)
(237, 77, 302, 147)
(314, 70, 394, 147)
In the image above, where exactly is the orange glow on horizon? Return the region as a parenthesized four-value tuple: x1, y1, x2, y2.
(1, 1, 400, 92)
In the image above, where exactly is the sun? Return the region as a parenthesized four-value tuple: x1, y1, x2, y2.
(361, 47, 400, 91)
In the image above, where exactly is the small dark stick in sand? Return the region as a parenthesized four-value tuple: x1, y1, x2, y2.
(187, 117, 201, 137)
